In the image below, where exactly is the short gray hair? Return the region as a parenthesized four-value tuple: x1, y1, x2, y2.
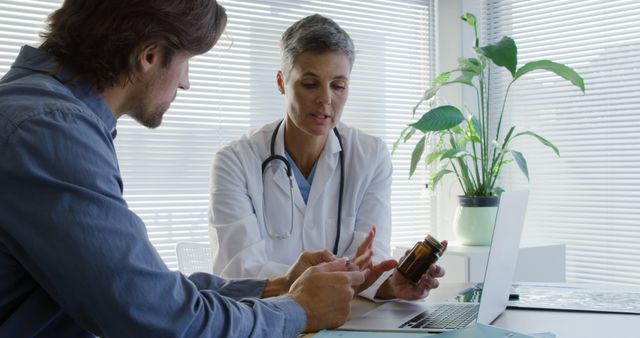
(280, 14, 355, 79)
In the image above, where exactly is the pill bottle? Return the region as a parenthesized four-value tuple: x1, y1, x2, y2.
(396, 234, 444, 284)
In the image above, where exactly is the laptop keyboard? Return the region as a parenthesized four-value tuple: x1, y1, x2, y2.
(399, 303, 479, 330)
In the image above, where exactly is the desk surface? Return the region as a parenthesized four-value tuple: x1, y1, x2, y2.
(325, 283, 640, 338)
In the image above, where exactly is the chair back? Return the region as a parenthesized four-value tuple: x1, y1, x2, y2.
(175, 242, 213, 275)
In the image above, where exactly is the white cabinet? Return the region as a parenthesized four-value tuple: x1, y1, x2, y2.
(393, 242, 565, 283)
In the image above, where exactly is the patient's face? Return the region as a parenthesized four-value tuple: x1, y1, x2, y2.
(280, 51, 351, 138)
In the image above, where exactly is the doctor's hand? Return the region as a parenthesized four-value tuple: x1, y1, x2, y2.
(287, 259, 368, 333)
(375, 240, 448, 300)
(350, 226, 398, 293)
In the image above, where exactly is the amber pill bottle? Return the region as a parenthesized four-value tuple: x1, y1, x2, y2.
(396, 234, 444, 284)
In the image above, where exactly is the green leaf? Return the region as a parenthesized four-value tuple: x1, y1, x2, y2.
(464, 134, 481, 143)
(451, 125, 465, 135)
(392, 126, 411, 155)
(461, 13, 479, 47)
(499, 126, 516, 150)
(409, 136, 426, 177)
(410, 105, 465, 132)
(511, 150, 530, 181)
(515, 60, 585, 93)
(440, 148, 469, 160)
(432, 71, 451, 87)
(479, 37, 517, 77)
(491, 159, 513, 176)
(461, 13, 477, 29)
(403, 127, 417, 142)
(471, 115, 482, 140)
(458, 57, 482, 74)
(514, 131, 560, 156)
(449, 70, 476, 86)
(412, 87, 439, 117)
(430, 168, 453, 191)
(426, 150, 444, 165)
(493, 186, 505, 196)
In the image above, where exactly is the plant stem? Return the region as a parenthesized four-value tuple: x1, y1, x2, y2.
(489, 151, 507, 191)
(449, 131, 473, 194)
(478, 62, 488, 194)
(494, 80, 514, 146)
(471, 86, 482, 192)
(449, 160, 469, 195)
(485, 67, 491, 194)
(489, 80, 514, 183)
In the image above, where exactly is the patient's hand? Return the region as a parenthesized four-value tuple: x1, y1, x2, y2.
(263, 250, 338, 298)
(288, 259, 366, 332)
(285, 250, 337, 289)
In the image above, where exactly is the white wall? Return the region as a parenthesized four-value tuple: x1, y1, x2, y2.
(432, 0, 472, 241)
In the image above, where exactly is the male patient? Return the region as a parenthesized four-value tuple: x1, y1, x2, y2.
(0, 1, 371, 337)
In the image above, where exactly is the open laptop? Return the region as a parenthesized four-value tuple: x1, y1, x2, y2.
(340, 190, 530, 333)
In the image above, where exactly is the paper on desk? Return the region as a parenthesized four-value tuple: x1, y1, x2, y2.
(508, 283, 640, 314)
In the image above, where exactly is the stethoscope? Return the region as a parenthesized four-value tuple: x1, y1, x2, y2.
(261, 119, 344, 255)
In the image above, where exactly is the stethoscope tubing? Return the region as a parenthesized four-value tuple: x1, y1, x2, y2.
(261, 119, 344, 255)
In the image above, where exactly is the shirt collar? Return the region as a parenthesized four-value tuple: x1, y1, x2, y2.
(13, 45, 117, 138)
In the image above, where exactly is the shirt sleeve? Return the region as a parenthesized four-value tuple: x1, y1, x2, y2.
(0, 109, 305, 337)
(208, 145, 291, 278)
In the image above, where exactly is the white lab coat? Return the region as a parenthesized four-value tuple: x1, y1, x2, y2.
(209, 120, 392, 296)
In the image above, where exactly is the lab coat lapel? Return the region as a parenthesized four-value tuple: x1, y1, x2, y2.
(306, 130, 341, 210)
(270, 122, 306, 213)
(268, 166, 293, 197)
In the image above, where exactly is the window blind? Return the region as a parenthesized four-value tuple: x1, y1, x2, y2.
(482, 0, 640, 285)
(0, 0, 436, 269)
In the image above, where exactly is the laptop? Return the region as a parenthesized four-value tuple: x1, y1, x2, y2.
(340, 190, 530, 333)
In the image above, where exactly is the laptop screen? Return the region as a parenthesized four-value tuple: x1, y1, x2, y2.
(476, 190, 529, 324)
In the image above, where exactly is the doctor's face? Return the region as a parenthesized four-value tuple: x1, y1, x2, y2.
(278, 51, 351, 138)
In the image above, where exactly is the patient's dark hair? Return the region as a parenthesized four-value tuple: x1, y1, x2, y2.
(40, 0, 227, 91)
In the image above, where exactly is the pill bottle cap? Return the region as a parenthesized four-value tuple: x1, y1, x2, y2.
(424, 234, 444, 252)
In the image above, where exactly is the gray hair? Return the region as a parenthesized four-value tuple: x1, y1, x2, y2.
(280, 14, 355, 79)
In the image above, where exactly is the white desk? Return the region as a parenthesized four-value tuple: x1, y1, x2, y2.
(339, 283, 640, 338)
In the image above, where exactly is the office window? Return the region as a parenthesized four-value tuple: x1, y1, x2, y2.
(0, 0, 435, 268)
(483, 0, 640, 285)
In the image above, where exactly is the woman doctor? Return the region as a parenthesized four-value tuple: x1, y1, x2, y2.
(209, 14, 446, 300)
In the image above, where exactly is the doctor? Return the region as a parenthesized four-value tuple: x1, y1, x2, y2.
(209, 14, 446, 300)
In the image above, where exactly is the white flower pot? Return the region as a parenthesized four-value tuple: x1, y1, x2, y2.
(453, 196, 500, 246)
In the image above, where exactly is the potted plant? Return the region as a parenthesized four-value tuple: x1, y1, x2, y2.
(394, 13, 585, 245)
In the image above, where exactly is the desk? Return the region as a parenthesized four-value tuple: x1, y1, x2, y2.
(332, 283, 640, 338)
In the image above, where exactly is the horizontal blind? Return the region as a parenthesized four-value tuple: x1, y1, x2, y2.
(0, 0, 435, 269)
(483, 0, 640, 285)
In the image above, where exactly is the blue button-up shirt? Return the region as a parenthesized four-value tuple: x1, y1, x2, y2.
(0, 46, 306, 337)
